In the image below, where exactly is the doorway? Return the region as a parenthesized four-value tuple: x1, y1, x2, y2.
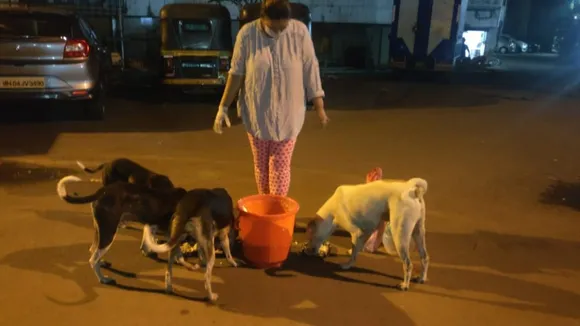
(462, 30, 487, 58)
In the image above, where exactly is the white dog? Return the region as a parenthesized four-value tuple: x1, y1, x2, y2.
(306, 177, 429, 291)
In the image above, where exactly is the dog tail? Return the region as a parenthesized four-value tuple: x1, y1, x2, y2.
(143, 225, 169, 253)
(57, 175, 104, 204)
(76, 160, 105, 174)
(403, 178, 428, 201)
(142, 224, 176, 254)
(143, 211, 189, 254)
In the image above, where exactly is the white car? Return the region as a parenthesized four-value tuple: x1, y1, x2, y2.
(502, 34, 528, 53)
(497, 35, 517, 54)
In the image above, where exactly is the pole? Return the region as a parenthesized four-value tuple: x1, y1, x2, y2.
(377, 25, 383, 69)
(118, 0, 125, 70)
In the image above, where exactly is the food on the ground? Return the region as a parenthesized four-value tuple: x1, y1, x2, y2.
(180, 242, 197, 255)
(300, 241, 334, 257)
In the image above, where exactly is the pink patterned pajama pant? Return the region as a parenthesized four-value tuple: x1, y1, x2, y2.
(247, 133, 296, 197)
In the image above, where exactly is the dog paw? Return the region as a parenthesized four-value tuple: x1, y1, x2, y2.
(396, 283, 409, 291)
(141, 250, 158, 259)
(411, 276, 426, 284)
(182, 262, 200, 271)
(208, 293, 219, 302)
(165, 285, 173, 294)
(340, 263, 353, 270)
(100, 277, 117, 285)
(227, 259, 238, 267)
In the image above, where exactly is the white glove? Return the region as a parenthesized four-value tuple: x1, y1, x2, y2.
(213, 105, 231, 134)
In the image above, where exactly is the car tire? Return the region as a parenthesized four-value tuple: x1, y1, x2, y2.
(84, 80, 106, 120)
(499, 47, 508, 54)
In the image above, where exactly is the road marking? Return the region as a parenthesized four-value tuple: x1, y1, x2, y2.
(382, 284, 539, 306)
(290, 300, 318, 309)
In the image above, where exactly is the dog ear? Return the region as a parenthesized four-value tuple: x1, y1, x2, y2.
(211, 188, 231, 199)
(175, 187, 187, 198)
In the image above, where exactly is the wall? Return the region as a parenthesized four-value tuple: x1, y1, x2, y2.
(503, 0, 531, 39)
(125, 0, 394, 24)
(465, 0, 507, 30)
(528, 0, 568, 50)
(464, 0, 507, 54)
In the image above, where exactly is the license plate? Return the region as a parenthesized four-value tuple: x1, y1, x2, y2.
(0, 77, 45, 89)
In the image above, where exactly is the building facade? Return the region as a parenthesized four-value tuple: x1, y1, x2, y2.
(464, 0, 507, 55)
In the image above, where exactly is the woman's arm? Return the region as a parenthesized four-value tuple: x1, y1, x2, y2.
(302, 26, 325, 106)
(219, 30, 247, 108)
(219, 74, 243, 109)
(301, 27, 328, 122)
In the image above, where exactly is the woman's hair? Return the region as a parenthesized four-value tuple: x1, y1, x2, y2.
(260, 0, 292, 20)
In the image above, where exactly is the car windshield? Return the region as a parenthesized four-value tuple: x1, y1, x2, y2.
(0, 13, 71, 38)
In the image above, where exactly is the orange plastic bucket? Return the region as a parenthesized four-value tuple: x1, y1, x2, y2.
(237, 194, 300, 269)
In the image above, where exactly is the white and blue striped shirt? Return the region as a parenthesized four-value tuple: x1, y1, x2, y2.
(230, 19, 325, 141)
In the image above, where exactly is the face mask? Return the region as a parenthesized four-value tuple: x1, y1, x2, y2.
(264, 25, 281, 39)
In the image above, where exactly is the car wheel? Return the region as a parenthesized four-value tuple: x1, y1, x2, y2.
(84, 80, 105, 120)
(499, 47, 508, 54)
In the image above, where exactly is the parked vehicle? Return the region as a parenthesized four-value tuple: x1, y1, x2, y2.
(159, 4, 232, 92)
(552, 35, 561, 53)
(455, 55, 501, 71)
(527, 43, 541, 53)
(0, 7, 111, 119)
(496, 35, 517, 54)
(501, 34, 529, 53)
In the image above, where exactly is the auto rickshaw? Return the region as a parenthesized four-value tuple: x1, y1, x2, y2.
(159, 4, 232, 90)
(239, 2, 311, 32)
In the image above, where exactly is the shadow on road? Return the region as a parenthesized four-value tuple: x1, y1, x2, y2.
(321, 77, 503, 111)
(539, 179, 580, 211)
(0, 161, 77, 186)
(35, 209, 580, 276)
(2, 70, 578, 157)
(0, 90, 227, 157)
(1, 208, 575, 323)
(323, 69, 580, 111)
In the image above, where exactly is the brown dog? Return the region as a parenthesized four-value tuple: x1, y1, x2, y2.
(142, 188, 238, 302)
(76, 158, 174, 189)
(56, 175, 190, 285)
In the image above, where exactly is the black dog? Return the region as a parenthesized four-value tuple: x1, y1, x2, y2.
(56, 175, 193, 285)
(143, 188, 238, 302)
(76, 158, 174, 189)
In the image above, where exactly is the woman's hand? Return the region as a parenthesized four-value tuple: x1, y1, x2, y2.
(312, 97, 329, 127)
(317, 107, 330, 127)
(213, 106, 231, 134)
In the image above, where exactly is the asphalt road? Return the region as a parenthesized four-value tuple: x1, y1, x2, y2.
(1, 75, 580, 326)
(492, 53, 563, 73)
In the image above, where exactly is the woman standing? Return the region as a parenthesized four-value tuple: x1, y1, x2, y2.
(214, 0, 328, 196)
